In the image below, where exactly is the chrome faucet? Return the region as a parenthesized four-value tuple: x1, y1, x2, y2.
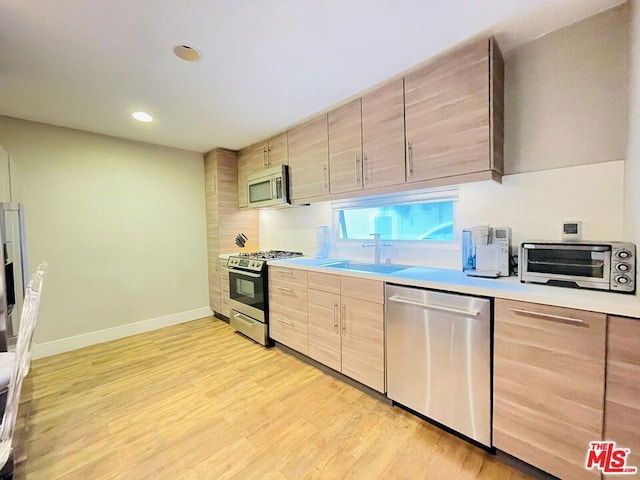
(362, 233, 382, 265)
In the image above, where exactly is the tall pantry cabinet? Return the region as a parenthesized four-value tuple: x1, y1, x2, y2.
(204, 149, 259, 316)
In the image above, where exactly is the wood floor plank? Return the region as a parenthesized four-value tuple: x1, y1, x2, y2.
(16, 317, 531, 480)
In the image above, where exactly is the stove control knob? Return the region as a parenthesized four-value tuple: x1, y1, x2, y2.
(615, 275, 630, 285)
(617, 249, 632, 260)
(616, 263, 631, 272)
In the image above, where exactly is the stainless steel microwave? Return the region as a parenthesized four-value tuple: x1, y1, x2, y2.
(246, 165, 290, 208)
(520, 241, 636, 293)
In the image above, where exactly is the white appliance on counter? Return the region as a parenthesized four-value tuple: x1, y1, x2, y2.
(462, 226, 511, 278)
(386, 284, 492, 447)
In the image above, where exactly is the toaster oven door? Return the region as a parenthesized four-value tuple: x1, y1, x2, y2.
(521, 244, 611, 289)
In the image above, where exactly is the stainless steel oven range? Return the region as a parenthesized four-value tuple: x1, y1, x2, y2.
(227, 250, 303, 346)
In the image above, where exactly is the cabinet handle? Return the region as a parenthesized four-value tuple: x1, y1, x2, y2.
(407, 142, 414, 176)
(323, 164, 328, 191)
(275, 316, 294, 327)
(277, 286, 294, 294)
(277, 270, 294, 276)
(267, 146, 272, 166)
(354, 155, 361, 185)
(333, 301, 339, 332)
(509, 308, 584, 325)
(263, 147, 268, 168)
(341, 304, 346, 334)
(363, 154, 368, 185)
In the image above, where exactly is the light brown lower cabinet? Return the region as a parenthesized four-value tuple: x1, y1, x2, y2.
(493, 299, 606, 480)
(219, 259, 230, 318)
(307, 272, 384, 393)
(604, 315, 640, 477)
(268, 267, 308, 355)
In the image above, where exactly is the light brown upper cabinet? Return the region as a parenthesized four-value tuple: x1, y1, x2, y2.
(237, 142, 264, 208)
(265, 132, 288, 168)
(404, 37, 504, 182)
(288, 115, 329, 202)
(328, 99, 363, 195)
(328, 79, 406, 195)
(361, 79, 406, 188)
(237, 133, 289, 208)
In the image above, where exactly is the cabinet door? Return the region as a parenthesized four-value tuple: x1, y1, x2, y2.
(404, 38, 490, 182)
(267, 132, 288, 167)
(308, 289, 341, 371)
(340, 296, 384, 393)
(605, 315, 640, 475)
(237, 142, 266, 207)
(362, 79, 406, 189)
(288, 115, 329, 201)
(493, 299, 606, 480)
(269, 269, 308, 355)
(328, 99, 363, 194)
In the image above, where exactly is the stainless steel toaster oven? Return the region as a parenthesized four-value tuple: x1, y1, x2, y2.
(520, 241, 636, 293)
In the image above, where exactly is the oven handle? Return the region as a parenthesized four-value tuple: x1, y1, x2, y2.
(522, 244, 609, 251)
(233, 312, 258, 327)
(228, 268, 262, 278)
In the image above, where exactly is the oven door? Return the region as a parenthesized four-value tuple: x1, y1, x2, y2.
(521, 244, 611, 289)
(228, 268, 266, 322)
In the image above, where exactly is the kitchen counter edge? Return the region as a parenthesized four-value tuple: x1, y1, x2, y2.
(266, 257, 640, 319)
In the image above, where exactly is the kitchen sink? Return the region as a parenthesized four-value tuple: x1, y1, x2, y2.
(321, 261, 409, 275)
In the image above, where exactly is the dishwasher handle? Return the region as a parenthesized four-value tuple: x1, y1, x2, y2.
(388, 295, 481, 317)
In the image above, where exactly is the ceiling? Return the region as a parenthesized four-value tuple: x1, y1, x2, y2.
(0, 0, 625, 154)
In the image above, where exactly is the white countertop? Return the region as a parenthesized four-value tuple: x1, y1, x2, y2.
(267, 257, 640, 318)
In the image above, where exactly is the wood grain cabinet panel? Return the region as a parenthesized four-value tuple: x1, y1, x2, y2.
(340, 295, 384, 393)
(237, 142, 265, 208)
(328, 99, 363, 195)
(604, 315, 640, 477)
(267, 132, 288, 167)
(204, 149, 258, 316)
(305, 273, 384, 393)
(404, 37, 503, 182)
(493, 299, 606, 480)
(268, 267, 308, 355)
(308, 288, 341, 371)
(361, 79, 406, 189)
(288, 115, 329, 202)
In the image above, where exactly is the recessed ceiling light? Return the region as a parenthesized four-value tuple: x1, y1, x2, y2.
(132, 111, 153, 123)
(173, 44, 202, 62)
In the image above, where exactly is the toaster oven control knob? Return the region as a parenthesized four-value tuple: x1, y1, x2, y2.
(615, 275, 631, 285)
(616, 263, 631, 272)
(616, 249, 632, 260)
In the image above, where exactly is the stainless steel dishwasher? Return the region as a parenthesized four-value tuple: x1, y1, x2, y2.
(386, 284, 491, 447)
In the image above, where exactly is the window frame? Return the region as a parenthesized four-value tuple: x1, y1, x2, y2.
(331, 187, 459, 248)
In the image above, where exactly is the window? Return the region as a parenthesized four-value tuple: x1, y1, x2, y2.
(333, 189, 457, 242)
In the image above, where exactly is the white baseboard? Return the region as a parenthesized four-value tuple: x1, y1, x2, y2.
(32, 306, 214, 359)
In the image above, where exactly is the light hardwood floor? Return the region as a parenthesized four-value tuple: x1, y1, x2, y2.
(17, 318, 532, 480)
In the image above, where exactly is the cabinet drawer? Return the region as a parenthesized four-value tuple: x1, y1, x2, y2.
(307, 271, 340, 295)
(340, 276, 383, 304)
(269, 267, 308, 286)
(493, 299, 606, 480)
(269, 305, 308, 355)
(269, 282, 308, 313)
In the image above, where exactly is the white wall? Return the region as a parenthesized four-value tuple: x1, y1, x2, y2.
(0, 143, 10, 202)
(0, 117, 210, 353)
(626, 0, 640, 299)
(504, 4, 628, 174)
